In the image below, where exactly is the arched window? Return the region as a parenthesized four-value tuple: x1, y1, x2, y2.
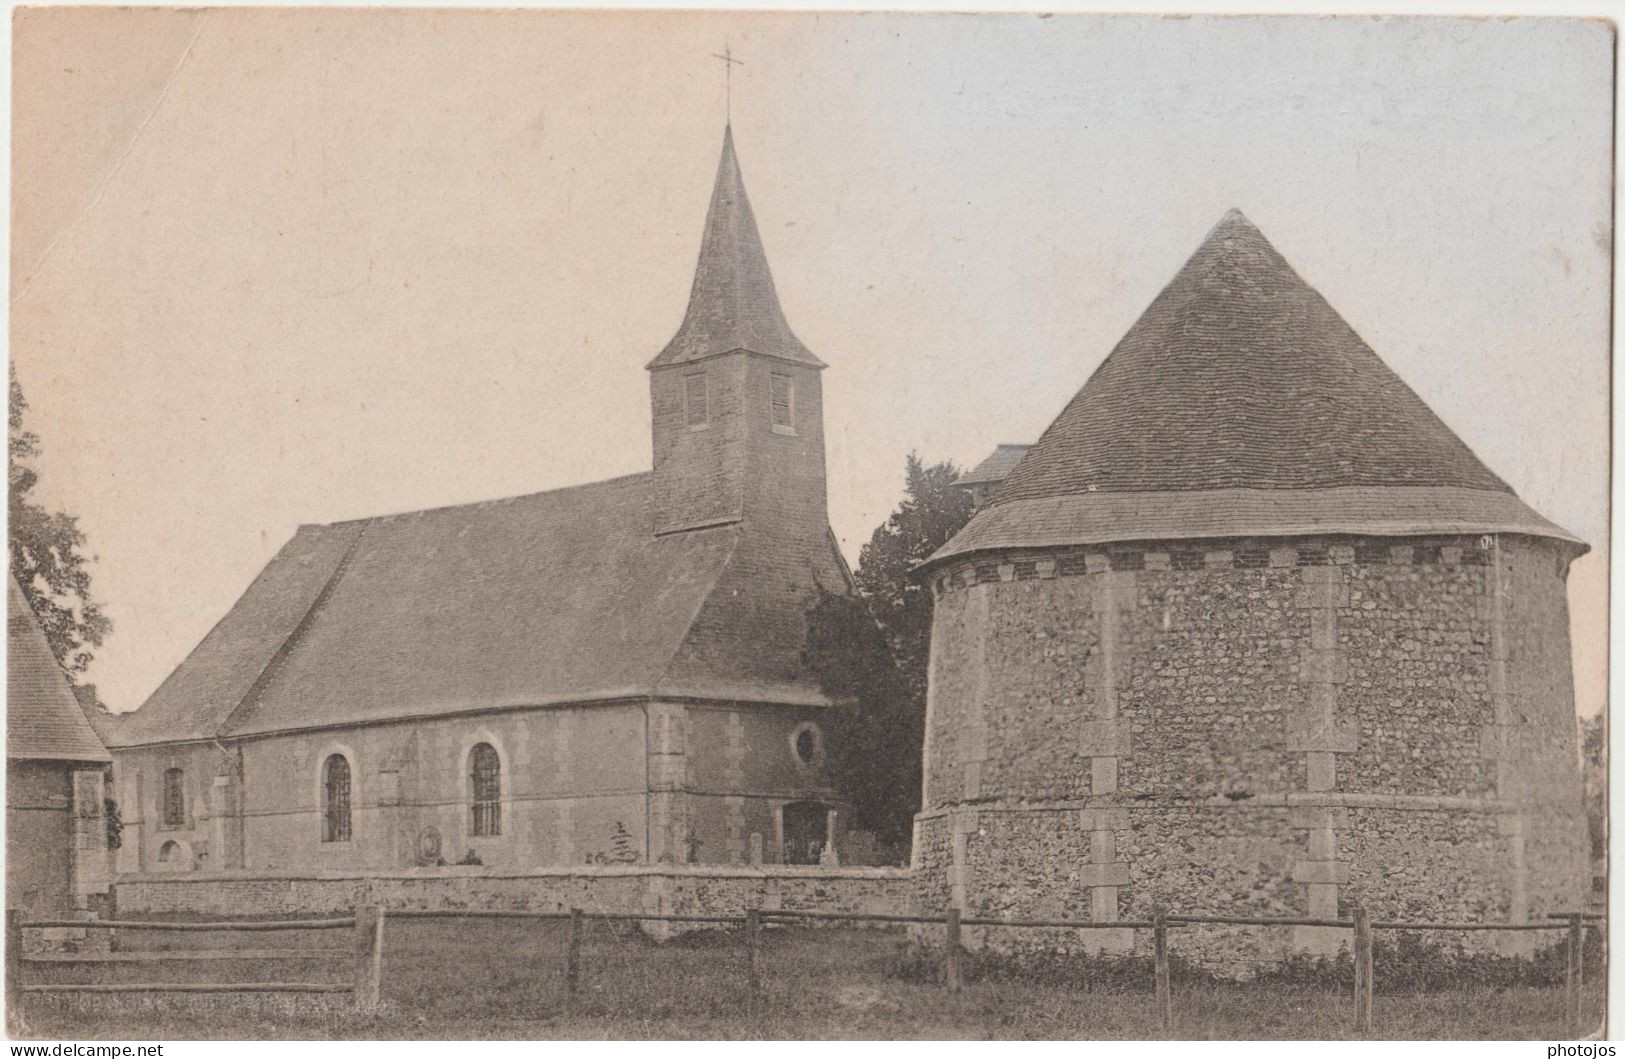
(162, 768, 186, 827)
(157, 838, 193, 872)
(322, 754, 351, 843)
(469, 743, 501, 837)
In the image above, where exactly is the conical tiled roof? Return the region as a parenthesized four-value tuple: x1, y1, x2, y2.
(928, 210, 1579, 565)
(648, 126, 822, 369)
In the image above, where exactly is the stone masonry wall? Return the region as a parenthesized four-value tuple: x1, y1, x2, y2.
(112, 864, 913, 926)
(917, 533, 1588, 970)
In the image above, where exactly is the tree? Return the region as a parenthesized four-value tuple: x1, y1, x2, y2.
(1579, 713, 1606, 873)
(9, 368, 110, 679)
(805, 453, 974, 850)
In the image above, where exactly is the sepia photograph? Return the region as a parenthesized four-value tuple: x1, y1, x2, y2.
(3, 5, 1612, 1043)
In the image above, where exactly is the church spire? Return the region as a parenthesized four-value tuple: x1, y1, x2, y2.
(648, 126, 823, 369)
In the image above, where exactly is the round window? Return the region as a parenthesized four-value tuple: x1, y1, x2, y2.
(790, 723, 823, 767)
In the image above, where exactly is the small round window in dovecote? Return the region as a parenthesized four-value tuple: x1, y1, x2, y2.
(790, 722, 825, 768)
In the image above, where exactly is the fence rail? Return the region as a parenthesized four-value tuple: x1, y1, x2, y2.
(22, 949, 347, 964)
(6, 903, 1603, 1036)
(5, 908, 366, 1010)
(19, 917, 355, 931)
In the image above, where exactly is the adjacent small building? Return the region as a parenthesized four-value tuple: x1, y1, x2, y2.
(956, 444, 1032, 510)
(7, 574, 112, 914)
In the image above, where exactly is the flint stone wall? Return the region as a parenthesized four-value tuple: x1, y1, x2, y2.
(112, 863, 913, 925)
(915, 533, 1588, 972)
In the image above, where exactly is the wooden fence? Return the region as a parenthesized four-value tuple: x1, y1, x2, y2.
(5, 910, 376, 1010)
(6, 905, 1604, 1036)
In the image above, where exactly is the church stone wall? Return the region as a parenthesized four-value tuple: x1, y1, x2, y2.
(112, 863, 913, 927)
(684, 703, 842, 865)
(915, 533, 1587, 971)
(111, 742, 236, 875)
(236, 706, 646, 872)
(111, 705, 651, 876)
(112, 700, 854, 876)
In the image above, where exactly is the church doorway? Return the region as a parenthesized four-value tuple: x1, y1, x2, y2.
(782, 801, 830, 865)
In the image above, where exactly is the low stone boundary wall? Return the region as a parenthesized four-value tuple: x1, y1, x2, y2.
(112, 864, 916, 925)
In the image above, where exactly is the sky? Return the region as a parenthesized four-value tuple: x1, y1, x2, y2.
(9, 10, 1611, 717)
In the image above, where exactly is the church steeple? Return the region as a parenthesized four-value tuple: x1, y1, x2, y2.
(647, 126, 830, 539)
(648, 126, 823, 369)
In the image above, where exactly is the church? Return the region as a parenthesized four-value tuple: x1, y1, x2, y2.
(105, 126, 855, 873)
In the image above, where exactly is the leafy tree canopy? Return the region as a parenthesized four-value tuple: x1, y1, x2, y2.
(805, 453, 974, 851)
(10, 367, 110, 679)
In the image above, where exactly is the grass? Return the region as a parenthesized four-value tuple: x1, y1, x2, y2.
(11, 922, 1608, 1040)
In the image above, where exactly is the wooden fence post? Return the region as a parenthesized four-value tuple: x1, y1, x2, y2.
(371, 907, 386, 1005)
(745, 910, 761, 1006)
(352, 906, 381, 1011)
(565, 908, 583, 1006)
(944, 908, 961, 993)
(1566, 912, 1583, 1037)
(6, 909, 22, 1029)
(1351, 906, 1373, 1035)
(1153, 909, 1171, 1031)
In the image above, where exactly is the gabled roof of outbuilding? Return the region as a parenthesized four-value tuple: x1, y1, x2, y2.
(8, 574, 110, 762)
(115, 474, 847, 747)
(929, 210, 1579, 566)
(647, 125, 822, 370)
(958, 444, 1033, 487)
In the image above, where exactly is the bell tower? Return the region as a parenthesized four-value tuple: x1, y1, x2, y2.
(648, 126, 828, 545)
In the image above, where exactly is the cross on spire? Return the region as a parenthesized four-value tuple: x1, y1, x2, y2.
(710, 43, 745, 123)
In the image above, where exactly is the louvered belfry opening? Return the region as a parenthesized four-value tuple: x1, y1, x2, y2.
(770, 372, 793, 429)
(470, 742, 501, 837)
(685, 373, 709, 427)
(322, 754, 351, 843)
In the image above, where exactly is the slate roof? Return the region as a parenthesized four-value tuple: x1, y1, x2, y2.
(647, 125, 823, 370)
(116, 474, 844, 747)
(958, 444, 1033, 487)
(8, 574, 110, 762)
(118, 126, 850, 749)
(929, 210, 1579, 567)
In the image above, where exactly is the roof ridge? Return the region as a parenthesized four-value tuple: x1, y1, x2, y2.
(306, 471, 653, 529)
